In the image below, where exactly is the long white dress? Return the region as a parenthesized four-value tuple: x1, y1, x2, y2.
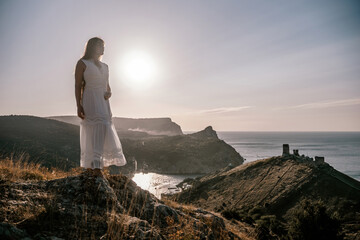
(79, 58, 127, 169)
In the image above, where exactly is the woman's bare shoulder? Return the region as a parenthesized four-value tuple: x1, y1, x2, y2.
(76, 59, 86, 69)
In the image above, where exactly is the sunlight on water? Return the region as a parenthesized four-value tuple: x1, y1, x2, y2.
(132, 172, 203, 199)
(132, 172, 152, 190)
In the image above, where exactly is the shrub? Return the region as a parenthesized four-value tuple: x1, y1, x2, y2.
(288, 199, 342, 240)
(19, 170, 44, 181)
(256, 215, 287, 239)
(221, 209, 242, 221)
(221, 208, 255, 225)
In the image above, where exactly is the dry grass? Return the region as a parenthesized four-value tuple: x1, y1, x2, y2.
(0, 152, 87, 182)
(0, 152, 256, 239)
(162, 198, 198, 214)
(164, 215, 202, 240)
(0, 155, 64, 182)
(162, 199, 251, 240)
(163, 199, 256, 240)
(223, 218, 257, 240)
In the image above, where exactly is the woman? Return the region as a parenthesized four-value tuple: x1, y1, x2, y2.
(74, 37, 127, 176)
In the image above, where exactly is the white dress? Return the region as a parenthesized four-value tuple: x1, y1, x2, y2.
(79, 58, 127, 169)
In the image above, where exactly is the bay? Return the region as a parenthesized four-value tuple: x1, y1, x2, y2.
(132, 131, 360, 198)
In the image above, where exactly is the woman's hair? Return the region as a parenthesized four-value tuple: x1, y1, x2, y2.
(82, 37, 104, 60)
(79, 37, 104, 90)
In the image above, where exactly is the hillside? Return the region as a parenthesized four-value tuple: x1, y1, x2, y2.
(122, 126, 244, 174)
(0, 115, 244, 174)
(169, 154, 360, 239)
(47, 115, 183, 136)
(0, 115, 80, 170)
(0, 169, 255, 239)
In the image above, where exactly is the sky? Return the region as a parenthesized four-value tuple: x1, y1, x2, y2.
(0, 0, 359, 131)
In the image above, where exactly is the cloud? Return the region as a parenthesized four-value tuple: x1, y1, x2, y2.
(289, 98, 360, 109)
(193, 106, 252, 115)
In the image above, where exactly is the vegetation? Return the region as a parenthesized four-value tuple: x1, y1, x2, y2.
(172, 155, 360, 239)
(0, 152, 250, 239)
(0, 115, 80, 170)
(0, 152, 74, 182)
(288, 199, 343, 240)
(221, 207, 287, 239)
(220, 199, 344, 240)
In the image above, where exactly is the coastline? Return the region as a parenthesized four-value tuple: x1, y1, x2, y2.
(213, 131, 360, 181)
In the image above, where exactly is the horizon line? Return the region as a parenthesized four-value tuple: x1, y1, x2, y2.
(1, 114, 359, 132)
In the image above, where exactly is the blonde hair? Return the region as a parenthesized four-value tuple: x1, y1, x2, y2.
(80, 37, 104, 90)
(82, 37, 104, 60)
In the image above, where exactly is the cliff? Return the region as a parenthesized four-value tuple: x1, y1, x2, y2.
(0, 170, 254, 239)
(47, 115, 183, 136)
(187, 126, 219, 139)
(120, 126, 244, 174)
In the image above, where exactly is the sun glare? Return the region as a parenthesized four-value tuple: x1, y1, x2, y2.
(119, 50, 158, 89)
(132, 173, 152, 190)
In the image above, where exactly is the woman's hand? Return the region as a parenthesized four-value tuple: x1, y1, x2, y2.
(104, 91, 112, 100)
(77, 105, 85, 119)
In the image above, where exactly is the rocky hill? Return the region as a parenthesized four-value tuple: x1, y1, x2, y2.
(0, 170, 255, 239)
(47, 115, 183, 136)
(121, 126, 244, 174)
(0, 115, 244, 174)
(169, 154, 360, 239)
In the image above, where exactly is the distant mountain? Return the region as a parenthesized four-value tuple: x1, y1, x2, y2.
(0, 115, 244, 173)
(47, 115, 183, 136)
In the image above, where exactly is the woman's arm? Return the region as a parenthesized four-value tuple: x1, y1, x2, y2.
(75, 60, 86, 119)
(104, 64, 112, 100)
(104, 83, 112, 100)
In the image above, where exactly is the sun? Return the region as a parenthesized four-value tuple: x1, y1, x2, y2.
(119, 50, 158, 89)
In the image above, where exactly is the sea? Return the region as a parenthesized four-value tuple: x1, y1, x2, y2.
(132, 131, 360, 199)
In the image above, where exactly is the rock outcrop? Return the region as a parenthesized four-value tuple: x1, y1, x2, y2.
(120, 126, 244, 174)
(187, 126, 218, 139)
(0, 171, 250, 239)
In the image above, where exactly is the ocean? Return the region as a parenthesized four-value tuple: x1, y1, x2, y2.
(215, 131, 360, 181)
(132, 131, 360, 198)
